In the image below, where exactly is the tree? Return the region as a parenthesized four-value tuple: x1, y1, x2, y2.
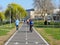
(33, 0, 55, 25)
(33, 0, 54, 16)
(0, 12, 5, 22)
(5, 3, 27, 22)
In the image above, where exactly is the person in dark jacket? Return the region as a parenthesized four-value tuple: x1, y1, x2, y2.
(29, 19, 34, 32)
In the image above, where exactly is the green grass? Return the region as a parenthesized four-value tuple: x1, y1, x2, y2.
(44, 28, 60, 40)
(0, 23, 15, 36)
(34, 20, 60, 45)
(35, 28, 60, 45)
(0, 30, 9, 36)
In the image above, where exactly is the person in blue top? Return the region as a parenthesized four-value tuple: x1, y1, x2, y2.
(15, 19, 20, 30)
(29, 18, 34, 32)
(24, 19, 25, 23)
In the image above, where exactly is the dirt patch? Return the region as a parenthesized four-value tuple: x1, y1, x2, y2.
(55, 40, 60, 45)
(0, 28, 16, 45)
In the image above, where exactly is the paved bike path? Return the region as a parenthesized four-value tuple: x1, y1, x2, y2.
(5, 23, 49, 45)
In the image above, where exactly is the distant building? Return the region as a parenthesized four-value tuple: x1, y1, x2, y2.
(53, 9, 60, 14)
(26, 9, 34, 19)
(26, 8, 60, 22)
(26, 9, 43, 19)
(53, 9, 60, 22)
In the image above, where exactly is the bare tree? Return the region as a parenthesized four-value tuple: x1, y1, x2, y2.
(33, 0, 54, 16)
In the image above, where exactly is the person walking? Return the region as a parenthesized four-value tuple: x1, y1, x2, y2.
(29, 19, 34, 32)
(26, 19, 29, 25)
(15, 19, 20, 30)
(24, 19, 25, 23)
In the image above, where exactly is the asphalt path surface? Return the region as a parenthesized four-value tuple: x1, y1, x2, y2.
(5, 23, 49, 45)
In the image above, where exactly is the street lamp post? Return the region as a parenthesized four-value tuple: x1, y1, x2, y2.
(16, 8, 17, 19)
(19, 11, 21, 21)
(8, 5, 13, 27)
(10, 10, 11, 26)
(16, 8, 21, 21)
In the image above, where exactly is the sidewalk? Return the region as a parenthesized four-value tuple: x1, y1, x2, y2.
(5, 23, 49, 45)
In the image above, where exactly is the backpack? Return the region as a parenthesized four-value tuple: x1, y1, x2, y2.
(30, 21, 34, 25)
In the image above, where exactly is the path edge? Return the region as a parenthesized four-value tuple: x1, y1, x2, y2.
(4, 24, 23, 45)
(33, 27, 49, 45)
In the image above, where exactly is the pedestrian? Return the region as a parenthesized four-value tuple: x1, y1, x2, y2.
(29, 19, 34, 32)
(15, 19, 20, 30)
(26, 19, 29, 25)
(24, 19, 25, 23)
(44, 20, 47, 25)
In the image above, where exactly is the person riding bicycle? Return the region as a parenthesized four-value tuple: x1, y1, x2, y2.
(15, 19, 20, 30)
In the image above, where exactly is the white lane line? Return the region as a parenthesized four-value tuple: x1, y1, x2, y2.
(26, 38, 27, 40)
(25, 24, 28, 44)
(14, 42, 19, 45)
(33, 27, 49, 45)
(26, 24, 28, 40)
(4, 24, 23, 45)
(26, 29, 27, 40)
(26, 41, 28, 44)
(35, 42, 38, 44)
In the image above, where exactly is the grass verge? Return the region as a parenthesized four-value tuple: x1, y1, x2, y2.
(0, 23, 22, 45)
(34, 20, 60, 45)
(35, 28, 60, 45)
